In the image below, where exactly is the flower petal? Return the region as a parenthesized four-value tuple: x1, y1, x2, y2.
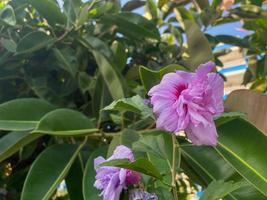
(196, 61, 215, 78)
(186, 120, 218, 146)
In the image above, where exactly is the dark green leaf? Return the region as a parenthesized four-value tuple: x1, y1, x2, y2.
(215, 112, 246, 127)
(78, 37, 125, 100)
(53, 48, 78, 77)
(21, 143, 84, 200)
(180, 141, 266, 200)
(139, 64, 186, 91)
(66, 158, 84, 200)
(122, 0, 145, 11)
(26, 0, 66, 25)
(100, 12, 160, 40)
(0, 5, 16, 26)
(83, 146, 108, 200)
(17, 31, 55, 54)
(0, 132, 40, 162)
(33, 108, 98, 135)
(0, 98, 56, 131)
(200, 180, 245, 200)
(216, 118, 267, 196)
(215, 35, 251, 48)
(100, 158, 163, 180)
(63, 0, 81, 28)
(111, 40, 127, 71)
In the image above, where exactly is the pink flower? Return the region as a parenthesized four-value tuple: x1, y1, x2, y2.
(148, 61, 224, 146)
(94, 145, 141, 200)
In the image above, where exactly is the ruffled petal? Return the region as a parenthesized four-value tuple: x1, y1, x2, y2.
(196, 61, 215, 78)
(185, 120, 218, 146)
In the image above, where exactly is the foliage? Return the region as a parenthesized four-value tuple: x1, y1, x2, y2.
(0, 0, 266, 199)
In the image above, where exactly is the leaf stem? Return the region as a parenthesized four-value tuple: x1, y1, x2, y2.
(172, 134, 179, 200)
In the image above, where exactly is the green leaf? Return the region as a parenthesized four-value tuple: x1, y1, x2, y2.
(99, 158, 163, 180)
(0, 5, 16, 26)
(26, 0, 66, 25)
(180, 140, 266, 200)
(83, 146, 108, 200)
(216, 118, 267, 196)
(215, 35, 251, 49)
(122, 0, 145, 11)
(133, 134, 168, 160)
(63, 0, 81, 28)
(184, 19, 213, 69)
(107, 129, 140, 157)
(21, 143, 84, 200)
(111, 40, 127, 71)
(65, 158, 84, 200)
(33, 108, 98, 135)
(139, 64, 186, 91)
(2, 38, 17, 52)
(0, 98, 56, 131)
(195, 0, 209, 10)
(16, 31, 55, 54)
(100, 12, 160, 40)
(231, 5, 264, 19)
(53, 48, 78, 77)
(78, 37, 125, 100)
(200, 180, 245, 200)
(215, 112, 246, 127)
(134, 130, 175, 182)
(103, 95, 153, 119)
(0, 132, 41, 162)
(91, 74, 113, 119)
(146, 0, 158, 20)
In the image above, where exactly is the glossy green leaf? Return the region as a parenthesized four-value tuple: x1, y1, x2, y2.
(215, 112, 246, 127)
(100, 12, 160, 40)
(78, 37, 125, 100)
(65, 158, 84, 200)
(0, 132, 40, 162)
(53, 48, 78, 77)
(216, 118, 267, 197)
(16, 31, 55, 54)
(83, 146, 108, 200)
(180, 141, 266, 200)
(21, 143, 84, 200)
(0, 5, 16, 26)
(100, 158, 163, 180)
(184, 19, 213, 69)
(200, 180, 245, 200)
(139, 64, 186, 91)
(0, 98, 56, 131)
(33, 108, 98, 135)
(26, 0, 66, 25)
(103, 95, 153, 119)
